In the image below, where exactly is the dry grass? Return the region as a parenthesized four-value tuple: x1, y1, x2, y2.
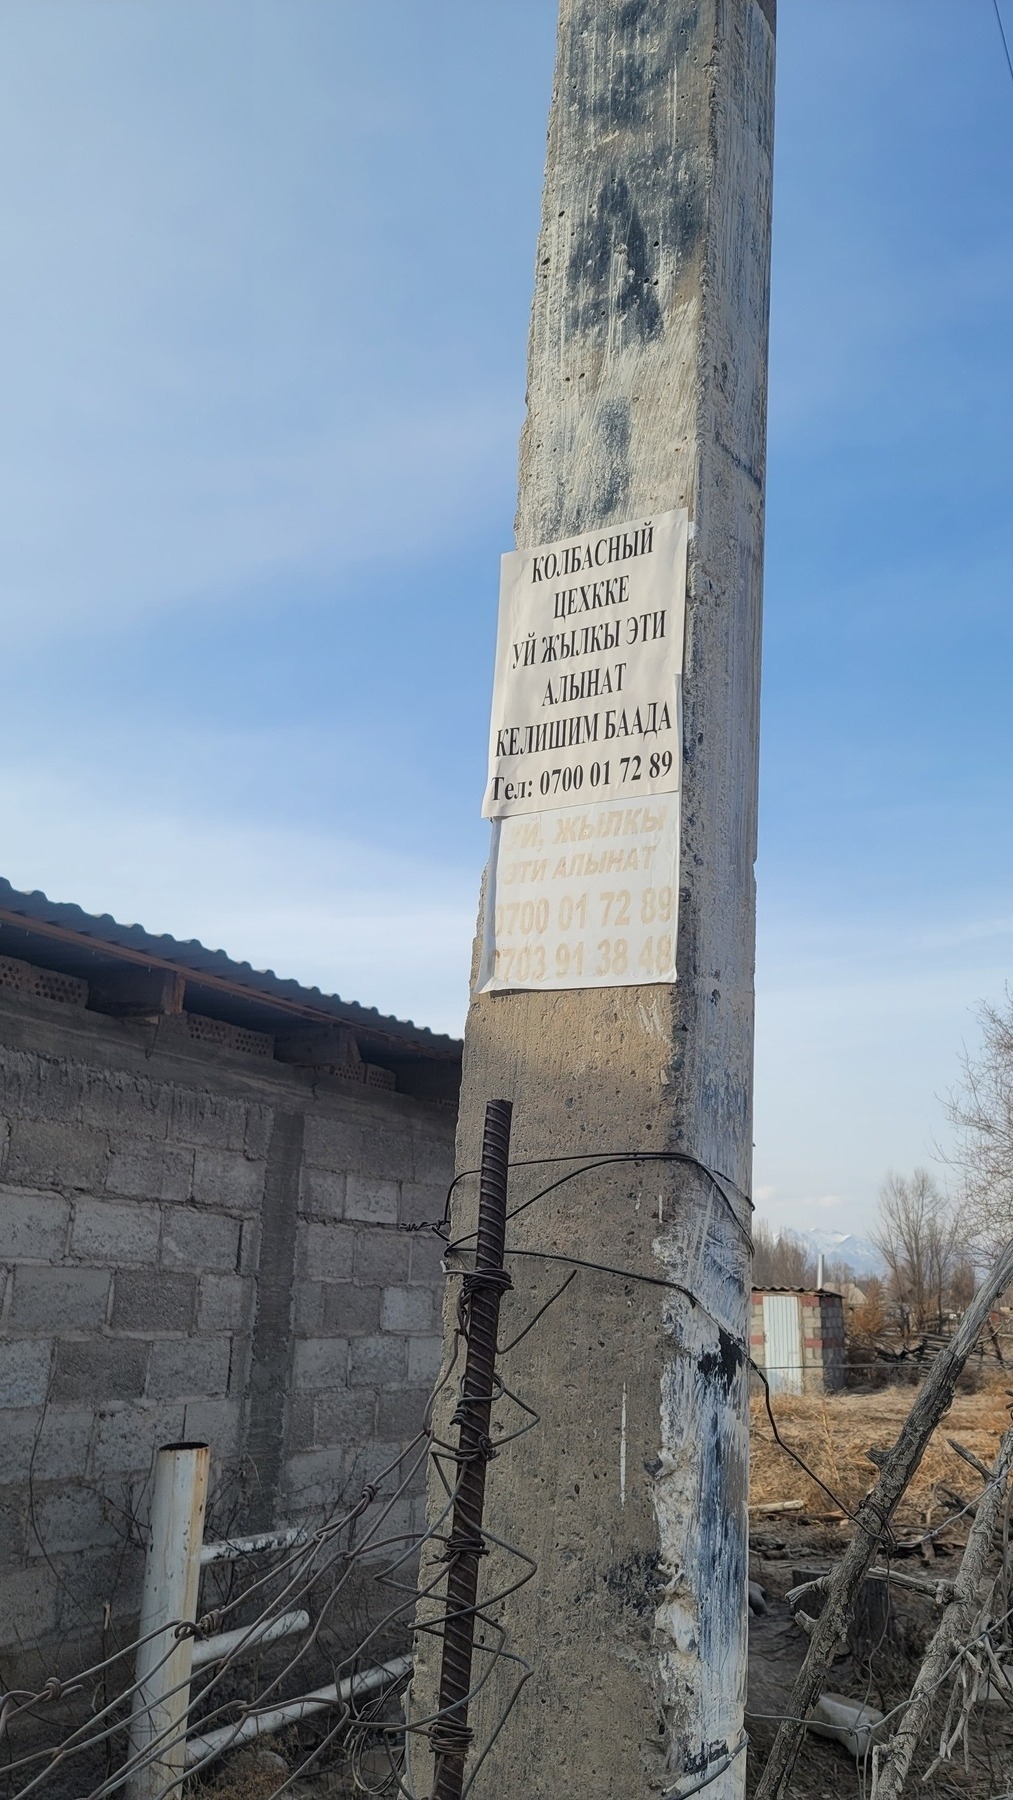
(750, 1385, 1012, 1528)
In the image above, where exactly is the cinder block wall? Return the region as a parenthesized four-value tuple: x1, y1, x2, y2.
(803, 1291, 845, 1393)
(0, 983, 454, 1665)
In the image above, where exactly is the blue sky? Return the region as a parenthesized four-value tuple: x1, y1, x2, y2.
(0, 2, 1011, 1236)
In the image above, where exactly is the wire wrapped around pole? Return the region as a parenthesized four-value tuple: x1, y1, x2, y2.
(430, 1099, 513, 1800)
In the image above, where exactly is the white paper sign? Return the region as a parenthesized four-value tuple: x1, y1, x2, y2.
(476, 794, 680, 993)
(482, 509, 688, 821)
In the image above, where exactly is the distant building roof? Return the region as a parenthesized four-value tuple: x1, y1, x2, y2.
(0, 877, 461, 1078)
(751, 1286, 844, 1299)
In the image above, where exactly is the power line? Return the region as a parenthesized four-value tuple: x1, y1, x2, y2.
(993, 0, 1013, 88)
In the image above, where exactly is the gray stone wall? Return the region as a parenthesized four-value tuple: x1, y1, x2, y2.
(0, 983, 453, 1664)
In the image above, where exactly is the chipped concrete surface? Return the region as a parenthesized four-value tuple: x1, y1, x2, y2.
(413, 2, 773, 1794)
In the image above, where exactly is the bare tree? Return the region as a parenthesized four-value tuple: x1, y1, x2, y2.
(946, 991, 1013, 1256)
(752, 1220, 816, 1289)
(872, 1168, 959, 1336)
(850, 1272, 887, 1341)
(949, 1257, 976, 1311)
(752, 1222, 855, 1292)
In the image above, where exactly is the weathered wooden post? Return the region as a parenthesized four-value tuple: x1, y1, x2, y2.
(413, 3, 774, 1795)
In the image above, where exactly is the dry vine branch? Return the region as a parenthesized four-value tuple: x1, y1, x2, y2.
(869, 1416, 1013, 1799)
(753, 1239, 1013, 1800)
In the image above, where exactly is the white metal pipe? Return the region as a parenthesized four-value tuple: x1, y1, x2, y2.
(126, 1441, 210, 1800)
(184, 1653, 412, 1765)
(199, 1526, 307, 1566)
(190, 1609, 310, 1668)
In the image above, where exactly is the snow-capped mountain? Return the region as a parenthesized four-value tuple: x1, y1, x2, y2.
(800, 1229, 884, 1279)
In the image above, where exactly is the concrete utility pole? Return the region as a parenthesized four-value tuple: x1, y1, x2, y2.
(413, 4, 774, 1796)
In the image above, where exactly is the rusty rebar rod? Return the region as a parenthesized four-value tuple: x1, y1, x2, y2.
(429, 1098, 513, 1800)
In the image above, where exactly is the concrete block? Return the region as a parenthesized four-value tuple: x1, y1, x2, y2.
(79, 1068, 172, 1139)
(342, 1440, 409, 1497)
(313, 1386, 376, 1446)
(411, 1124, 456, 1183)
(398, 1182, 447, 1228)
(127, 1471, 155, 1540)
(299, 1164, 345, 1220)
(377, 1388, 431, 1442)
(0, 1487, 28, 1571)
(147, 1336, 231, 1399)
(348, 1335, 408, 1389)
(56, 1544, 144, 1636)
(283, 1446, 346, 1509)
(322, 1283, 382, 1336)
(92, 1402, 186, 1476)
(227, 1333, 252, 1393)
(112, 1268, 196, 1333)
(2, 1407, 93, 1483)
(314, 1386, 376, 1445)
(363, 1124, 417, 1184)
(299, 1221, 355, 1281)
(407, 1335, 443, 1386)
(52, 1338, 147, 1403)
(160, 1207, 241, 1272)
(294, 1281, 325, 1334)
(197, 1273, 252, 1332)
(0, 1566, 60, 1651)
(7, 1119, 108, 1193)
(71, 1197, 160, 1264)
(184, 1395, 244, 1459)
(244, 1103, 274, 1161)
(191, 1147, 265, 1213)
(345, 1176, 399, 1226)
(0, 1187, 70, 1260)
(0, 1047, 80, 1124)
(302, 1115, 364, 1173)
(293, 1337, 349, 1391)
(238, 1216, 261, 1273)
(286, 1393, 317, 1453)
(169, 1087, 248, 1151)
(409, 1232, 447, 1285)
(10, 1266, 110, 1332)
(381, 1285, 435, 1335)
(0, 1340, 52, 1407)
(352, 1229, 410, 1286)
(106, 1139, 192, 1203)
(29, 1485, 120, 1555)
(354, 1484, 416, 1552)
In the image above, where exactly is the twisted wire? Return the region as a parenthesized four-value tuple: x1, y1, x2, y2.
(3, 1135, 1008, 1800)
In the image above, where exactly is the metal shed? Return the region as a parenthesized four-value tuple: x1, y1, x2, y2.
(750, 1287, 846, 1395)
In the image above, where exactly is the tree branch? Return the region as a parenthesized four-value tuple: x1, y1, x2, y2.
(869, 1419, 1013, 1799)
(753, 1240, 1013, 1800)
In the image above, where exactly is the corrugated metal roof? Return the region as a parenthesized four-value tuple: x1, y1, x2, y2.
(751, 1286, 844, 1298)
(0, 877, 461, 1063)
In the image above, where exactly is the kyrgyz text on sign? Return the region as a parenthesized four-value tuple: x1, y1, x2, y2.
(483, 509, 688, 821)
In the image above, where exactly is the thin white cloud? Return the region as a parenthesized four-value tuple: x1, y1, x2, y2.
(0, 768, 478, 1037)
(0, 396, 518, 644)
